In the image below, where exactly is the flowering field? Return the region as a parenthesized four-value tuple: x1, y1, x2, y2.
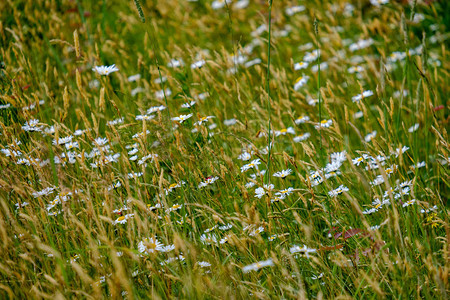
(0, 0, 449, 298)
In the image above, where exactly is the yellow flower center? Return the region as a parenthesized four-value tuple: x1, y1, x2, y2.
(146, 242, 157, 250)
(280, 129, 287, 133)
(117, 216, 125, 221)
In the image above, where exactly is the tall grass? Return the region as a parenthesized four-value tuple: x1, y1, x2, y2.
(0, 0, 448, 298)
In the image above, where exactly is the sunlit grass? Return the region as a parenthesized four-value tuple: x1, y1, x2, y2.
(0, 0, 448, 298)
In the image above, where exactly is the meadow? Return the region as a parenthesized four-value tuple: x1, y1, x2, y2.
(0, 0, 448, 298)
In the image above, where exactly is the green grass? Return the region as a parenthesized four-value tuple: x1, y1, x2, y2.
(0, 0, 448, 298)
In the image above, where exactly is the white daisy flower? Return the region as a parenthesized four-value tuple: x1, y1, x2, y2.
(172, 114, 193, 123)
(352, 90, 374, 102)
(273, 169, 292, 178)
(241, 159, 261, 173)
(138, 237, 164, 254)
(293, 133, 311, 142)
(294, 75, 309, 91)
(92, 64, 119, 76)
(242, 259, 274, 273)
(294, 61, 309, 70)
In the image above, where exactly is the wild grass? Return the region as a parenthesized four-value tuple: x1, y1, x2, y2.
(0, 0, 448, 298)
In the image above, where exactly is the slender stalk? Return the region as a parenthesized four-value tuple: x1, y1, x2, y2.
(133, 0, 172, 133)
(264, 0, 273, 184)
(314, 18, 323, 164)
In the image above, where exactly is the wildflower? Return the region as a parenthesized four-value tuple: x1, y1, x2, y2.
(275, 187, 294, 197)
(242, 259, 274, 273)
(255, 184, 274, 198)
(249, 226, 264, 236)
(113, 205, 128, 214)
(293, 133, 311, 142)
(369, 225, 381, 231)
(65, 141, 79, 150)
(138, 237, 164, 254)
(402, 199, 416, 208)
(74, 128, 89, 136)
(245, 181, 256, 189)
(294, 75, 309, 90)
(136, 114, 155, 121)
(127, 74, 141, 82)
(315, 119, 332, 129)
(393, 146, 409, 157)
(22, 119, 43, 132)
(166, 204, 183, 212)
(92, 64, 119, 76)
(370, 175, 385, 186)
(295, 116, 310, 124)
(268, 234, 278, 241)
(311, 62, 328, 72)
(172, 114, 193, 123)
(241, 159, 261, 173)
(52, 136, 73, 145)
(197, 261, 211, 268)
(160, 255, 185, 266)
(349, 38, 374, 52)
(200, 234, 218, 245)
(420, 205, 438, 214)
(411, 161, 426, 169)
(15, 202, 29, 209)
(250, 169, 266, 179)
(204, 225, 218, 233)
(211, 0, 231, 9)
(308, 171, 323, 186)
(219, 223, 233, 230)
(352, 90, 374, 102)
(238, 152, 252, 161)
(224, 118, 237, 126)
(128, 172, 143, 179)
(181, 101, 196, 109)
(348, 66, 364, 74)
(138, 153, 158, 165)
(114, 213, 134, 225)
(191, 60, 206, 69)
(285, 5, 305, 16)
(290, 245, 317, 258)
(155, 89, 171, 99)
(147, 105, 166, 114)
(32, 187, 56, 198)
(370, 0, 389, 6)
(167, 58, 184, 68)
(352, 156, 365, 166)
(294, 61, 309, 70)
(354, 111, 364, 119)
(132, 130, 151, 140)
(273, 169, 292, 178)
(244, 58, 261, 68)
(274, 127, 295, 137)
(195, 116, 215, 126)
(198, 176, 219, 188)
(408, 123, 419, 133)
(164, 181, 185, 195)
(365, 130, 377, 142)
(303, 50, 319, 62)
(328, 185, 349, 197)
